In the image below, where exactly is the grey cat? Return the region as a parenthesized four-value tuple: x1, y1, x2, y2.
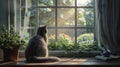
(25, 25, 60, 63)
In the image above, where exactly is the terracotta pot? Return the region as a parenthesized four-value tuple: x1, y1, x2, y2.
(3, 48, 19, 62)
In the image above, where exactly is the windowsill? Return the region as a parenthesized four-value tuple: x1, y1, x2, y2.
(0, 50, 120, 66)
(19, 50, 101, 58)
(0, 57, 120, 67)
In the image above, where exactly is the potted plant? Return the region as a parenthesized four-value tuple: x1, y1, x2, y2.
(0, 25, 26, 62)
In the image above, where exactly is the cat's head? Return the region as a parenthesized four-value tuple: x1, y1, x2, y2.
(37, 25, 47, 36)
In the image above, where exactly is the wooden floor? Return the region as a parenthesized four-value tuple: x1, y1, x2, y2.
(0, 57, 120, 67)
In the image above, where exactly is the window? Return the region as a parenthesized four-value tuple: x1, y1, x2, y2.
(15, 0, 97, 51)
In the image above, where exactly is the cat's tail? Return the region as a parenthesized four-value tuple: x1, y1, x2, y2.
(26, 56, 60, 63)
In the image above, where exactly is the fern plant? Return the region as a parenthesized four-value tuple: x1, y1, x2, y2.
(0, 25, 26, 50)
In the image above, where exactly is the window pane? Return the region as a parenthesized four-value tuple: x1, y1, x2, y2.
(38, 0, 55, 6)
(77, 0, 94, 6)
(48, 29, 56, 43)
(47, 29, 56, 50)
(21, 10, 36, 27)
(21, 2, 37, 27)
(57, 0, 75, 6)
(77, 8, 94, 27)
(58, 29, 75, 40)
(29, 8, 37, 26)
(77, 28, 94, 36)
(39, 8, 55, 27)
(28, 28, 37, 37)
(57, 8, 75, 27)
(48, 29, 55, 39)
(21, 8, 25, 26)
(31, 0, 37, 7)
(21, 0, 34, 7)
(17, 0, 21, 7)
(77, 28, 94, 44)
(77, 29, 87, 36)
(57, 29, 75, 50)
(21, 28, 37, 42)
(21, 0, 25, 7)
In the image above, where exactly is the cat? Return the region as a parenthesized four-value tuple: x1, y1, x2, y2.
(25, 25, 60, 63)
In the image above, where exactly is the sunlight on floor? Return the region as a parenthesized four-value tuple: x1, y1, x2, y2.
(16, 58, 89, 65)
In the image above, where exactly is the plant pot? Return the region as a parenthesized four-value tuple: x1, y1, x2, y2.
(3, 48, 19, 62)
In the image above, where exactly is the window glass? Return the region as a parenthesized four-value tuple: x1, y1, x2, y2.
(48, 29, 56, 44)
(57, 29, 75, 48)
(21, 0, 26, 7)
(21, 8, 25, 26)
(29, 8, 37, 27)
(77, 0, 94, 6)
(57, 8, 75, 27)
(58, 29, 75, 39)
(77, 8, 94, 27)
(77, 28, 94, 44)
(39, 8, 55, 27)
(38, 0, 55, 6)
(31, 0, 37, 7)
(57, 0, 75, 6)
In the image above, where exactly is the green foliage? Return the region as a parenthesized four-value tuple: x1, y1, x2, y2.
(48, 33, 74, 50)
(75, 33, 99, 51)
(78, 11, 86, 25)
(0, 25, 26, 50)
(77, 33, 94, 44)
(39, 0, 54, 6)
(48, 33, 100, 51)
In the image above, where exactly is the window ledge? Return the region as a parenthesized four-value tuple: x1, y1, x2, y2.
(0, 57, 120, 67)
(19, 50, 101, 58)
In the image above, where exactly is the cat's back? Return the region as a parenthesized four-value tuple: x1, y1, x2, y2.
(27, 35, 46, 46)
(25, 35, 47, 56)
(25, 36, 37, 57)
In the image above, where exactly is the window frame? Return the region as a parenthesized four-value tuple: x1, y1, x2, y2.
(17, 0, 96, 49)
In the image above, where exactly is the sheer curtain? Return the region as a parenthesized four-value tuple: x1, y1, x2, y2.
(14, 0, 32, 38)
(96, 0, 120, 55)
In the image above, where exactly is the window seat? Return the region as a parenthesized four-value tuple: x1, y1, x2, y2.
(0, 57, 120, 67)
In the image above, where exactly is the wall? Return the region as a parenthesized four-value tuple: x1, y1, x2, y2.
(0, 0, 8, 59)
(0, 0, 16, 59)
(0, 0, 8, 26)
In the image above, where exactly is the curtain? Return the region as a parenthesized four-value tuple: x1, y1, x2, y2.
(97, 0, 120, 55)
